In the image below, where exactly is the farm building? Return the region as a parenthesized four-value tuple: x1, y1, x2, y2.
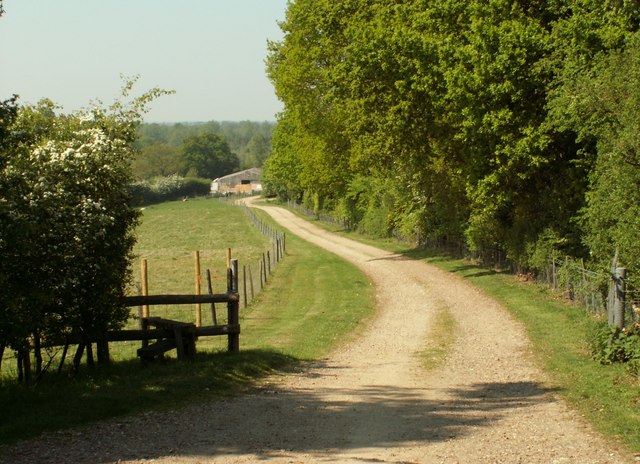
(211, 168, 262, 194)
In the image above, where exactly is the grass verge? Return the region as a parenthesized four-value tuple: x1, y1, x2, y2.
(241, 208, 375, 360)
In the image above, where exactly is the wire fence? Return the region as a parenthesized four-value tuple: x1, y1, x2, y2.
(537, 256, 639, 325)
(237, 204, 286, 309)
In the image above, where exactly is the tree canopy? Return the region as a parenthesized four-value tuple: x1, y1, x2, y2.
(179, 132, 239, 179)
(264, 0, 640, 274)
(132, 121, 274, 180)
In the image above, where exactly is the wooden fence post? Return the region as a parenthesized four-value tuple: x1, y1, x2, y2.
(141, 259, 149, 318)
(194, 251, 202, 327)
(262, 253, 267, 284)
(267, 250, 271, 275)
(608, 253, 619, 327)
(248, 264, 255, 300)
(228, 259, 240, 353)
(242, 265, 248, 309)
(613, 267, 627, 330)
(206, 269, 217, 325)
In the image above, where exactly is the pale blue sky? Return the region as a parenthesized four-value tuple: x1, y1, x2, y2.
(0, 1, 289, 122)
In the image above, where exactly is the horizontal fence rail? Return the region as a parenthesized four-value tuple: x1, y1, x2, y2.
(123, 293, 239, 306)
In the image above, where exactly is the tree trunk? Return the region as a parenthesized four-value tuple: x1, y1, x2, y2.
(0, 341, 5, 372)
(58, 341, 69, 374)
(86, 343, 95, 367)
(96, 336, 110, 365)
(33, 331, 43, 375)
(73, 343, 85, 373)
(17, 351, 23, 383)
(17, 347, 31, 384)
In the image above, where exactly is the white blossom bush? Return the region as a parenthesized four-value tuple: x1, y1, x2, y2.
(130, 175, 211, 205)
(0, 82, 171, 371)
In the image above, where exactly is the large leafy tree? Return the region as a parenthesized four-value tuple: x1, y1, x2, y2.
(266, 0, 356, 209)
(0, 95, 20, 368)
(179, 132, 239, 179)
(549, 30, 640, 273)
(543, 0, 640, 272)
(131, 143, 181, 179)
(266, 0, 640, 274)
(262, 115, 304, 200)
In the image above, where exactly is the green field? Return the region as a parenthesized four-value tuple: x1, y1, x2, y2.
(132, 198, 271, 296)
(0, 198, 375, 447)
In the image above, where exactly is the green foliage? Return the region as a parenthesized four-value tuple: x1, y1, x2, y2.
(129, 175, 211, 206)
(526, 228, 567, 271)
(133, 121, 275, 179)
(265, 0, 640, 275)
(0, 79, 170, 371)
(131, 143, 180, 179)
(342, 175, 394, 238)
(261, 115, 304, 200)
(590, 322, 640, 376)
(562, 32, 640, 275)
(179, 132, 239, 179)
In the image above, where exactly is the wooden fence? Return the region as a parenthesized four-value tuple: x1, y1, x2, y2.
(2, 202, 289, 380)
(35, 260, 242, 374)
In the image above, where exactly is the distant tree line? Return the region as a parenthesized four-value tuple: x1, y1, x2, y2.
(132, 121, 275, 180)
(264, 0, 640, 278)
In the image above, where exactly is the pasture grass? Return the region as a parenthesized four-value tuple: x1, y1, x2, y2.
(131, 197, 270, 298)
(0, 197, 375, 448)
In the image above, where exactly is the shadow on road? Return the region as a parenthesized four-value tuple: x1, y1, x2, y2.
(53, 373, 557, 463)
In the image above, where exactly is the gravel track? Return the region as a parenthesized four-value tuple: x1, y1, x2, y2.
(1, 203, 632, 463)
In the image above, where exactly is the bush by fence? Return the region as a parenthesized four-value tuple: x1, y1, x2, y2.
(129, 175, 211, 206)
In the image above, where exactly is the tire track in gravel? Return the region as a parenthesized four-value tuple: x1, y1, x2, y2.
(1, 202, 631, 464)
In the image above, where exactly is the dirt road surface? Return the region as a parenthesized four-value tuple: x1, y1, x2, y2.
(1, 203, 633, 463)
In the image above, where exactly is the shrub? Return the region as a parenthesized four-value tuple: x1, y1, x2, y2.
(590, 322, 640, 376)
(0, 79, 172, 379)
(129, 175, 211, 206)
